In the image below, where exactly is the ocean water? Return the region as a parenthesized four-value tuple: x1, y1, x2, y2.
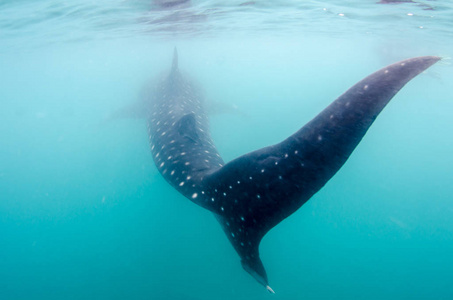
(1, 0, 453, 299)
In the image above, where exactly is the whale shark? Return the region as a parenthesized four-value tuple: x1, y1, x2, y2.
(146, 49, 439, 292)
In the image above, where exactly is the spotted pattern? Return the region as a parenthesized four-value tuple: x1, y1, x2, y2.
(146, 54, 439, 288)
(147, 63, 319, 284)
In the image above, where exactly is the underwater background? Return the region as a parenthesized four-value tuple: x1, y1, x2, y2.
(1, 0, 453, 299)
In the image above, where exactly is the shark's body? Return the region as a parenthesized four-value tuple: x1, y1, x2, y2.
(146, 49, 439, 291)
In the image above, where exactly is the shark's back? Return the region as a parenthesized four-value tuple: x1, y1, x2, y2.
(148, 49, 224, 207)
(146, 50, 440, 291)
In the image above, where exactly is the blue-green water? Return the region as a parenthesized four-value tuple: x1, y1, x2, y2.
(1, 1, 453, 299)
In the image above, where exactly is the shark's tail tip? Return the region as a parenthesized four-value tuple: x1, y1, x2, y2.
(407, 55, 441, 67)
(435, 55, 451, 66)
(425, 55, 442, 63)
(266, 285, 275, 294)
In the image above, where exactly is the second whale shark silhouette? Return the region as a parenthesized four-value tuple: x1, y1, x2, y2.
(146, 49, 439, 292)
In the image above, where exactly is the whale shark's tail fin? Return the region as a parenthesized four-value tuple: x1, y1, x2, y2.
(202, 56, 440, 289)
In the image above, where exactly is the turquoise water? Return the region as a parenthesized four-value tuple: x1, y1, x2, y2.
(1, 1, 453, 299)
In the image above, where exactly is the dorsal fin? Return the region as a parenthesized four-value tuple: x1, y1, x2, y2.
(171, 47, 178, 74)
(201, 56, 440, 288)
(177, 113, 199, 143)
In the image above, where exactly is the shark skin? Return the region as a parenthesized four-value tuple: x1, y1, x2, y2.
(146, 49, 440, 292)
